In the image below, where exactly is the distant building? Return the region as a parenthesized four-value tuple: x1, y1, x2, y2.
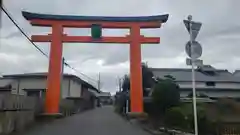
(233, 70, 240, 77)
(150, 65, 240, 99)
(0, 72, 101, 110)
(98, 92, 112, 105)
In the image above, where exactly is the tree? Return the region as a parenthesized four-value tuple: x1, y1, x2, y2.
(114, 91, 127, 114)
(121, 62, 155, 96)
(142, 63, 154, 89)
(151, 76, 180, 114)
(164, 75, 176, 80)
(122, 75, 130, 92)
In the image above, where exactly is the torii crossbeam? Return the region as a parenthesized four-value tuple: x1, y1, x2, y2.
(22, 11, 168, 114)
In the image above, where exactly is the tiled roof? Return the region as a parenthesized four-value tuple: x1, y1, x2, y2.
(233, 70, 240, 76)
(150, 65, 240, 83)
(98, 92, 111, 97)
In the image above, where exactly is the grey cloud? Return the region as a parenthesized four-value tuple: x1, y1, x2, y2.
(86, 70, 128, 93)
(2, 0, 240, 93)
(0, 52, 48, 74)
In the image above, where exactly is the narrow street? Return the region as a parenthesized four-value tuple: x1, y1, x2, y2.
(21, 106, 150, 135)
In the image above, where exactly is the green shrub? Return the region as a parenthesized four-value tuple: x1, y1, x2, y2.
(164, 107, 187, 128)
(186, 107, 216, 134)
(217, 98, 240, 114)
(151, 78, 180, 114)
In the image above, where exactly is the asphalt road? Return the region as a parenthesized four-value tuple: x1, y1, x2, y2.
(21, 106, 150, 135)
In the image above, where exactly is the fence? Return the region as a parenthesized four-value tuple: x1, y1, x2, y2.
(218, 123, 240, 135)
(0, 93, 91, 134)
(0, 94, 40, 111)
(0, 93, 42, 134)
(60, 98, 75, 116)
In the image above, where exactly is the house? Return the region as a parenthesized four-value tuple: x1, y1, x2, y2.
(98, 92, 112, 105)
(233, 70, 240, 77)
(0, 78, 15, 94)
(1, 72, 101, 111)
(150, 65, 240, 99)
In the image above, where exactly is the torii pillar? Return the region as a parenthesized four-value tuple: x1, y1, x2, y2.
(22, 11, 168, 115)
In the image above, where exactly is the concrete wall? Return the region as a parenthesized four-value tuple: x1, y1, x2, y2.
(0, 111, 35, 134)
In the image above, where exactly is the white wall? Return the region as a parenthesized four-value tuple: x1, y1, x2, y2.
(178, 82, 240, 89)
(18, 78, 46, 96)
(9, 78, 45, 96)
(69, 79, 81, 97)
(178, 81, 240, 98)
(61, 79, 70, 98)
(10, 77, 82, 98)
(181, 91, 240, 98)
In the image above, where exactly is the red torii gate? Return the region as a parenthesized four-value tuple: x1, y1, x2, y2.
(22, 11, 168, 115)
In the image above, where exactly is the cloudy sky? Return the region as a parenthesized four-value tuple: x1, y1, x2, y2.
(1, 0, 240, 94)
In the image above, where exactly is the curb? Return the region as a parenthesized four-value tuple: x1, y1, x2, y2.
(128, 119, 165, 135)
(115, 112, 165, 135)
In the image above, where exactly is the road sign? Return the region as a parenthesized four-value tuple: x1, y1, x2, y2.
(186, 58, 203, 66)
(184, 15, 200, 135)
(183, 20, 202, 41)
(185, 40, 202, 59)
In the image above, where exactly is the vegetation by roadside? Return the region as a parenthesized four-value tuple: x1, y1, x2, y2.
(114, 63, 240, 135)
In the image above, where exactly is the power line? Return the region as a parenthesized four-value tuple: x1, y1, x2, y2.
(1, 6, 98, 83)
(1, 6, 48, 57)
(64, 62, 98, 82)
(98, 72, 101, 91)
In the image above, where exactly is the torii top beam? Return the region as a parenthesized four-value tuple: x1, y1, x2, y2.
(22, 11, 169, 44)
(22, 11, 168, 28)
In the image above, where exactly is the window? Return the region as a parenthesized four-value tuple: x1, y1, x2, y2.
(206, 81, 215, 86)
(204, 71, 216, 76)
(27, 91, 40, 97)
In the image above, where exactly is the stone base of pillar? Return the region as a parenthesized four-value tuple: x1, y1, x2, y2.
(38, 113, 64, 119)
(126, 112, 148, 119)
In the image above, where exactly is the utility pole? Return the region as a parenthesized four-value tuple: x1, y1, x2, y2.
(116, 76, 120, 92)
(61, 58, 65, 76)
(98, 72, 101, 91)
(0, 1, 2, 78)
(0, 0, 2, 28)
(60, 58, 65, 97)
(118, 76, 122, 92)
